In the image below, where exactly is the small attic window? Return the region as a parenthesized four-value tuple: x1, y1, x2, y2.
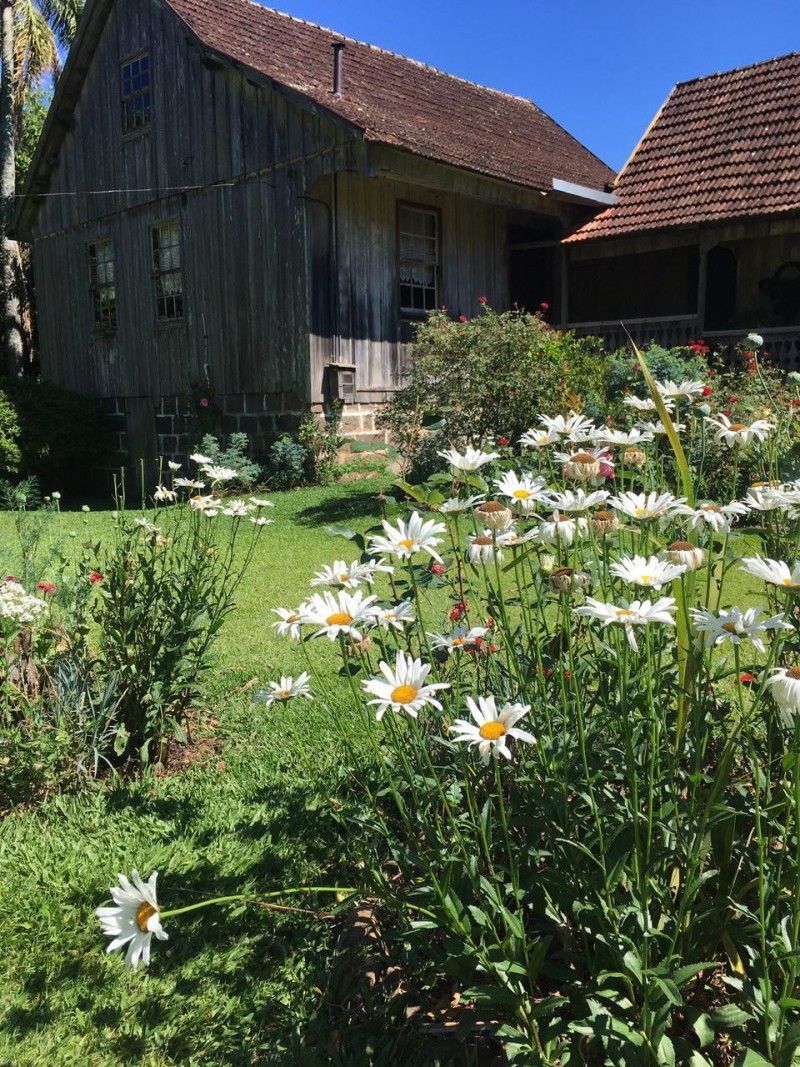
(121, 53, 151, 133)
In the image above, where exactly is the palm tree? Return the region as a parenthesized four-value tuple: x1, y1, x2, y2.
(1, 0, 83, 375)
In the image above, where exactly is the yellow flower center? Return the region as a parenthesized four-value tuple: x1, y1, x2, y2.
(722, 622, 738, 634)
(616, 609, 636, 618)
(275, 689, 291, 700)
(326, 612, 353, 626)
(634, 507, 647, 517)
(703, 505, 721, 513)
(398, 538, 415, 550)
(286, 613, 298, 623)
(512, 488, 531, 499)
(479, 720, 507, 740)
(391, 685, 418, 704)
(641, 575, 652, 583)
(475, 535, 494, 546)
(452, 637, 465, 645)
(136, 902, 158, 933)
(730, 423, 746, 432)
(783, 578, 795, 587)
(338, 574, 350, 583)
(787, 668, 800, 680)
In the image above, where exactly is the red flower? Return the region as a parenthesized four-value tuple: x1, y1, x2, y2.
(216, 761, 226, 772)
(702, 386, 713, 397)
(485, 616, 495, 629)
(540, 301, 549, 311)
(498, 436, 510, 447)
(726, 395, 738, 404)
(606, 415, 614, 424)
(458, 315, 469, 323)
(541, 667, 554, 680)
(89, 571, 104, 584)
(4, 575, 19, 583)
(477, 295, 488, 305)
(199, 397, 210, 408)
(36, 582, 56, 595)
(723, 409, 732, 417)
(632, 364, 639, 371)
(689, 341, 710, 354)
(739, 672, 756, 685)
(791, 399, 800, 410)
(449, 600, 468, 622)
(563, 669, 571, 681)
(430, 562, 446, 575)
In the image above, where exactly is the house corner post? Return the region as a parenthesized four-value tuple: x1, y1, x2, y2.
(0, 0, 23, 378)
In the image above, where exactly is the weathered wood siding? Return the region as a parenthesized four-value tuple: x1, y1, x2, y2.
(30, 0, 354, 404)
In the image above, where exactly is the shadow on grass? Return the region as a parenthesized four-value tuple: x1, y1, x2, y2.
(294, 488, 384, 529)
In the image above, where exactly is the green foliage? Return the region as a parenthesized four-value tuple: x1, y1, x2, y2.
(0, 377, 111, 492)
(15, 90, 48, 193)
(377, 307, 608, 474)
(196, 431, 261, 487)
(297, 400, 344, 485)
(267, 433, 307, 490)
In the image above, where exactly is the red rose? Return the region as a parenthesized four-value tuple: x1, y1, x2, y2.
(632, 364, 639, 371)
(477, 295, 488, 305)
(739, 673, 755, 685)
(430, 562, 446, 575)
(702, 386, 712, 397)
(458, 315, 469, 323)
(498, 436, 509, 447)
(449, 600, 468, 622)
(723, 409, 732, 417)
(89, 571, 104, 584)
(540, 301, 549, 311)
(36, 582, 56, 595)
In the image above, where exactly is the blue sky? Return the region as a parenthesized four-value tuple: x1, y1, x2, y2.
(259, 0, 799, 172)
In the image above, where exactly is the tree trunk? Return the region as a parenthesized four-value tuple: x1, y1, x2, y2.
(0, 0, 23, 378)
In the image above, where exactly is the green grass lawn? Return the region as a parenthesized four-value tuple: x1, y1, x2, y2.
(0, 481, 391, 1067)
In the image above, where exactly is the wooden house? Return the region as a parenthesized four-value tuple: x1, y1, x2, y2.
(563, 53, 800, 368)
(14, 0, 614, 467)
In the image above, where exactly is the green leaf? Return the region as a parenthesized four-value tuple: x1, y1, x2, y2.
(692, 1012, 715, 1048)
(324, 524, 359, 541)
(711, 1004, 753, 1029)
(732, 1050, 773, 1067)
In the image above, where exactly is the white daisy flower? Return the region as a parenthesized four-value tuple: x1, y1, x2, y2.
(468, 531, 504, 565)
(687, 500, 749, 534)
(438, 494, 486, 514)
(746, 333, 764, 348)
(767, 667, 800, 713)
(609, 490, 691, 522)
(634, 419, 686, 436)
(249, 497, 275, 508)
(309, 559, 391, 589)
(743, 485, 787, 512)
(167, 461, 181, 472)
(438, 445, 500, 472)
(574, 596, 677, 650)
(189, 452, 214, 465)
(301, 589, 378, 641)
(691, 606, 791, 654)
(543, 488, 610, 512)
(538, 511, 588, 547)
(655, 379, 706, 401)
(257, 672, 313, 704)
(372, 600, 416, 631)
(705, 413, 774, 448)
(250, 516, 274, 526)
(428, 626, 489, 652)
(474, 500, 513, 530)
(134, 517, 160, 534)
(496, 525, 539, 547)
(188, 494, 221, 513)
(609, 554, 686, 590)
(494, 470, 547, 511)
(519, 426, 560, 449)
(173, 477, 206, 491)
(449, 696, 535, 764)
(590, 510, 620, 537)
(95, 870, 168, 970)
(222, 501, 255, 517)
(362, 650, 450, 720)
(368, 512, 446, 564)
(623, 395, 675, 413)
(740, 556, 800, 589)
(663, 540, 706, 571)
(594, 427, 655, 447)
(153, 485, 177, 503)
(539, 413, 597, 442)
(271, 606, 305, 640)
(202, 464, 239, 483)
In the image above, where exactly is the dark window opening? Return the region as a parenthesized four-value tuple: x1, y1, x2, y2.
(398, 205, 439, 315)
(121, 53, 151, 133)
(704, 246, 737, 330)
(151, 220, 183, 321)
(88, 239, 116, 330)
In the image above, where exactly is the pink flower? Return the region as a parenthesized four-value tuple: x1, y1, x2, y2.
(36, 582, 56, 595)
(430, 562, 446, 576)
(4, 576, 19, 583)
(89, 571, 104, 584)
(199, 397, 209, 408)
(540, 301, 549, 311)
(477, 295, 488, 305)
(458, 315, 469, 323)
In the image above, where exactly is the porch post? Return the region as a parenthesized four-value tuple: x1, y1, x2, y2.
(696, 248, 708, 336)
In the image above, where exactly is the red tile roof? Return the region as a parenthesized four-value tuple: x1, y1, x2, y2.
(166, 0, 613, 194)
(566, 52, 800, 242)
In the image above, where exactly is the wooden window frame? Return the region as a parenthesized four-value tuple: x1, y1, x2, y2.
(151, 219, 184, 322)
(121, 51, 152, 134)
(87, 238, 116, 332)
(397, 202, 441, 318)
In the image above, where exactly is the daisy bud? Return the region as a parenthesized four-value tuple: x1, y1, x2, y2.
(474, 499, 513, 531)
(549, 567, 574, 593)
(538, 555, 557, 576)
(565, 452, 600, 481)
(664, 540, 706, 571)
(590, 510, 619, 537)
(623, 447, 647, 470)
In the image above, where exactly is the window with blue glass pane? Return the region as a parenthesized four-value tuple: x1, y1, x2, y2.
(121, 53, 151, 132)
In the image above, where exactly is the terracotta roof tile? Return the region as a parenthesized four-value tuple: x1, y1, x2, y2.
(566, 52, 800, 242)
(166, 0, 613, 193)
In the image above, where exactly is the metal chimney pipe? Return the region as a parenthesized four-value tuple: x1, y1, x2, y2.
(332, 42, 345, 98)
